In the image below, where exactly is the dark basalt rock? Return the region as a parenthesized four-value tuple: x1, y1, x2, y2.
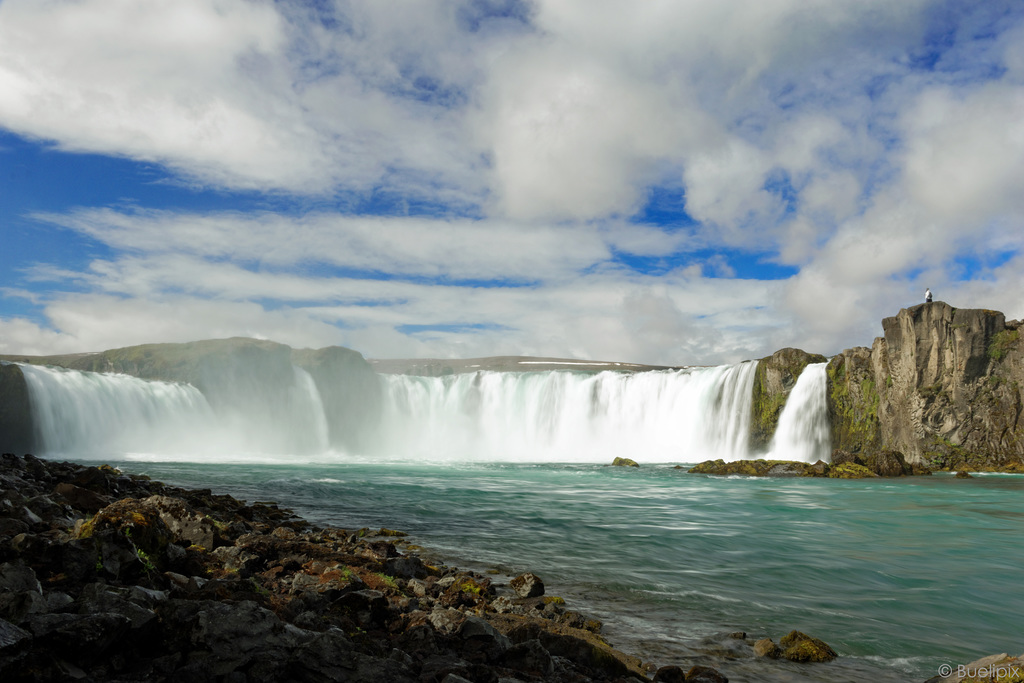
(1, 454, 663, 682)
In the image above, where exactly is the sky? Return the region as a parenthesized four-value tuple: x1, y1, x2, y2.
(1, 0, 1023, 366)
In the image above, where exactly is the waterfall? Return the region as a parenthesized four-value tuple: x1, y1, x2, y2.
(12, 358, 838, 464)
(378, 362, 758, 463)
(19, 363, 332, 459)
(20, 364, 215, 456)
(766, 363, 831, 463)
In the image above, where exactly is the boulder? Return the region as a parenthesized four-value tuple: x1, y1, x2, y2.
(778, 630, 837, 663)
(611, 457, 640, 467)
(509, 573, 545, 598)
(753, 637, 781, 659)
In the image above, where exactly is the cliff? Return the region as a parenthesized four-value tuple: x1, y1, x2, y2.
(829, 303, 1024, 468)
(0, 362, 33, 454)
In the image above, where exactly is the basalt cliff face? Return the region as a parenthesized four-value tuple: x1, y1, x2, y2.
(829, 303, 1023, 468)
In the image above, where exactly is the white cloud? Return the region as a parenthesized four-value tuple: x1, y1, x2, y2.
(2, 0, 1024, 366)
(902, 83, 1024, 225)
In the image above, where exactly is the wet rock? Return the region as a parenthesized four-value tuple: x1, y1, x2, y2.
(689, 459, 825, 477)
(753, 637, 781, 659)
(611, 457, 640, 467)
(956, 470, 973, 478)
(0, 517, 29, 539)
(90, 528, 147, 580)
(493, 614, 646, 679)
(509, 572, 545, 598)
(778, 630, 838, 663)
(557, 610, 603, 633)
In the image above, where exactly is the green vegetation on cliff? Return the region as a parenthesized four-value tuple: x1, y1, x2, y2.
(988, 329, 1019, 361)
(826, 355, 882, 453)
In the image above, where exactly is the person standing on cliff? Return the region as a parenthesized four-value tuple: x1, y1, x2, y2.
(925, 288, 933, 303)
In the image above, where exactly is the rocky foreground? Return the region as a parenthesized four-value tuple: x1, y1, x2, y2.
(0, 453, 752, 683)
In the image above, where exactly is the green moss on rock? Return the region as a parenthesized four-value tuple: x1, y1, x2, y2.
(827, 462, 877, 479)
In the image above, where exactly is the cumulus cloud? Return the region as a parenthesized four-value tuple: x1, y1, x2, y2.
(2, 0, 1024, 364)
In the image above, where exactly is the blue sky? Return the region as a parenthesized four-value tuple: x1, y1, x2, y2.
(1, 0, 1023, 365)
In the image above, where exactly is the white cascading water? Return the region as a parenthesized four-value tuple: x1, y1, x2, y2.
(18, 358, 835, 464)
(19, 363, 332, 458)
(19, 364, 215, 456)
(378, 362, 758, 463)
(765, 362, 831, 463)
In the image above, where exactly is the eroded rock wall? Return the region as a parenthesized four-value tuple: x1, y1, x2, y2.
(829, 303, 1024, 467)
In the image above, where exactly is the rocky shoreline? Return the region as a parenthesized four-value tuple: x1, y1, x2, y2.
(2, 453, 750, 682)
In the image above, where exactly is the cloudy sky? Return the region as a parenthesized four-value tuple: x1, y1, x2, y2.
(1, 0, 1023, 365)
